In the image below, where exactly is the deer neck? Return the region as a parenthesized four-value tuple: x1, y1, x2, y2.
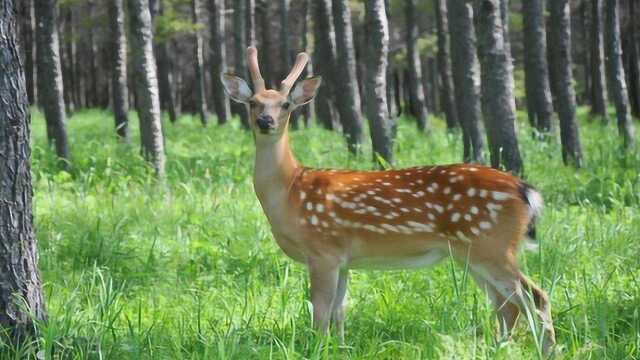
(253, 127, 301, 207)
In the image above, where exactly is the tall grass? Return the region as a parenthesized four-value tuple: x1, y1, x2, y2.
(2, 108, 638, 359)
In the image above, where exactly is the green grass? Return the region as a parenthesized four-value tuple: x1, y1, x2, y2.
(3, 107, 639, 359)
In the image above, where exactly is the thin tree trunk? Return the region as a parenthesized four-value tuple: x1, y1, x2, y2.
(109, 0, 129, 140)
(448, 0, 485, 163)
(605, 0, 635, 147)
(364, 0, 393, 166)
(434, 0, 458, 130)
(35, 0, 71, 166)
(156, 1, 178, 123)
(208, 0, 230, 125)
(578, 2, 591, 105)
(257, 1, 274, 87)
(549, 0, 583, 167)
(20, 0, 37, 105)
(129, 0, 166, 176)
(522, 0, 554, 134)
(87, 0, 98, 107)
(405, 0, 429, 131)
(332, 0, 364, 154)
(246, 0, 256, 46)
(477, 0, 523, 174)
(591, 0, 609, 121)
(61, 5, 75, 114)
(625, 0, 640, 119)
(312, 0, 340, 130)
(192, 0, 208, 126)
(0, 1, 47, 339)
(279, 0, 290, 80)
(233, 0, 250, 128)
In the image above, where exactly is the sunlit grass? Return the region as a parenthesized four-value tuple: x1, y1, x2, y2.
(3, 107, 638, 359)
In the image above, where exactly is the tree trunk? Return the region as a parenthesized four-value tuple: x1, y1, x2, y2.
(590, 0, 609, 121)
(257, 1, 274, 88)
(434, 0, 458, 130)
(279, 0, 290, 80)
(129, 0, 166, 176)
(405, 0, 429, 131)
(60, 5, 75, 114)
(155, 1, 178, 123)
(208, 0, 230, 125)
(312, 0, 340, 130)
(448, 0, 485, 163)
(332, 0, 364, 154)
(233, 0, 250, 128)
(549, 0, 584, 167)
(0, 0, 47, 339)
(109, 0, 129, 140)
(625, 0, 640, 119)
(246, 0, 256, 46)
(605, 0, 635, 147)
(35, 0, 71, 166)
(578, 2, 591, 105)
(364, 0, 393, 166)
(477, 0, 523, 174)
(20, 0, 37, 105)
(522, 0, 554, 134)
(192, 0, 209, 126)
(87, 0, 98, 107)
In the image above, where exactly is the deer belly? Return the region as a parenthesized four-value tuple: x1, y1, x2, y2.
(348, 250, 445, 270)
(271, 231, 307, 263)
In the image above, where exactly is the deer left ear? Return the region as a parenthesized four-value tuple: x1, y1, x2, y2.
(290, 76, 322, 107)
(220, 73, 253, 103)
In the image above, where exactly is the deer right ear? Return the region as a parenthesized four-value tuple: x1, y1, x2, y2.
(290, 76, 322, 106)
(220, 73, 253, 103)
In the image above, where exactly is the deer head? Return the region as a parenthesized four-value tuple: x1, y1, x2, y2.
(221, 47, 322, 139)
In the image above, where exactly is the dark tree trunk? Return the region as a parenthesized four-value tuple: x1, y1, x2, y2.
(384, 0, 397, 123)
(246, 0, 256, 46)
(405, 0, 429, 131)
(279, 0, 290, 81)
(426, 57, 439, 114)
(448, 0, 485, 163)
(549, 0, 584, 167)
(625, 0, 640, 119)
(364, 0, 393, 166)
(129, 0, 166, 176)
(87, 0, 98, 107)
(155, 1, 178, 123)
(578, 2, 591, 105)
(60, 5, 75, 114)
(312, 0, 340, 131)
(192, 0, 209, 126)
(233, 0, 250, 128)
(35, 0, 71, 165)
(434, 0, 458, 130)
(332, 0, 364, 154)
(294, 0, 314, 128)
(605, 0, 635, 147)
(522, 0, 554, 134)
(477, 0, 523, 174)
(591, 0, 609, 121)
(257, 1, 274, 88)
(0, 1, 47, 339)
(109, 0, 129, 140)
(208, 0, 230, 125)
(20, 0, 37, 105)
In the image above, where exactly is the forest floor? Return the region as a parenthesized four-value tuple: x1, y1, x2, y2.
(4, 108, 639, 359)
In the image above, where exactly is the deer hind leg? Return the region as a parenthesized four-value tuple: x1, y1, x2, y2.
(331, 269, 349, 343)
(473, 265, 556, 355)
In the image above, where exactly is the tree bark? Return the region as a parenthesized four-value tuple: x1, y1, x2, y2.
(109, 0, 129, 140)
(35, 0, 71, 166)
(0, 0, 47, 339)
(448, 0, 485, 163)
(434, 0, 458, 130)
(279, 0, 290, 81)
(549, 0, 584, 167)
(332, 0, 364, 154)
(624, 0, 640, 119)
(605, 0, 635, 147)
(312, 0, 340, 131)
(60, 4, 75, 114)
(128, 0, 166, 176)
(155, 1, 178, 123)
(20, 0, 37, 105)
(405, 0, 429, 131)
(590, 0, 609, 121)
(208, 0, 230, 125)
(477, 0, 523, 174)
(522, 0, 554, 134)
(257, 1, 274, 88)
(233, 0, 250, 128)
(86, 0, 98, 107)
(192, 0, 209, 126)
(364, 0, 393, 166)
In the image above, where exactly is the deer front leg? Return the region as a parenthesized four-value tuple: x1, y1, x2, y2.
(308, 257, 340, 334)
(331, 269, 349, 343)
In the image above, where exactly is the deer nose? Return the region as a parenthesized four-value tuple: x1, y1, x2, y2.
(256, 115, 274, 131)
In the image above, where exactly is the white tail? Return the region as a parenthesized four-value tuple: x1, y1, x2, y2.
(220, 47, 556, 354)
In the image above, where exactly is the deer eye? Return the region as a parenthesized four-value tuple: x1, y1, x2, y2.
(282, 101, 291, 110)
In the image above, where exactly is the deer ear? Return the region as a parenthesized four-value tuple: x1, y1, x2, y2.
(220, 73, 253, 103)
(290, 76, 322, 106)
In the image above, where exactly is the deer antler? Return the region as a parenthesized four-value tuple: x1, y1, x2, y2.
(280, 52, 309, 95)
(247, 46, 265, 93)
